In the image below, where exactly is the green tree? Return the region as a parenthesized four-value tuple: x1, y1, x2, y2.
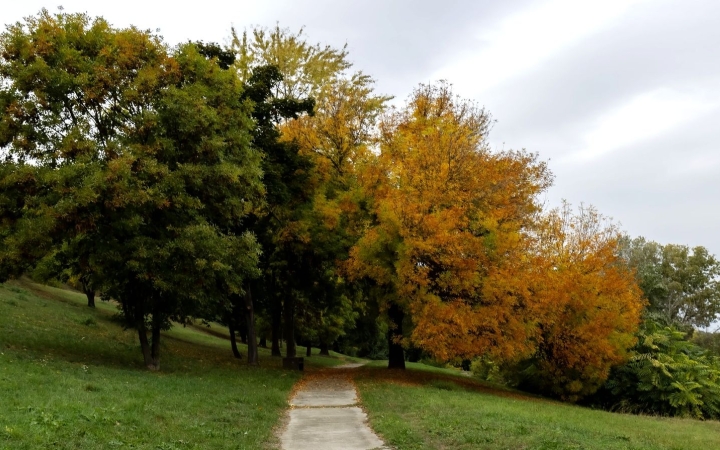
(230, 25, 382, 360)
(693, 330, 720, 356)
(620, 237, 720, 328)
(235, 63, 314, 363)
(31, 237, 102, 307)
(0, 11, 262, 370)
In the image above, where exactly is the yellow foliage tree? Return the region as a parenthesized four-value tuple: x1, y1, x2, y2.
(524, 202, 644, 400)
(347, 82, 553, 367)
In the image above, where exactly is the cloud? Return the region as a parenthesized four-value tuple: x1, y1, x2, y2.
(432, 0, 650, 96)
(3, 0, 720, 257)
(560, 88, 719, 164)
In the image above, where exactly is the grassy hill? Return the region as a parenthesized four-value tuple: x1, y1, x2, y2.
(355, 364, 720, 449)
(2, 279, 720, 450)
(0, 279, 355, 449)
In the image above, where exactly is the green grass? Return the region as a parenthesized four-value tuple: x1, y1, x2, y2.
(185, 319, 364, 368)
(365, 359, 473, 377)
(9, 278, 718, 450)
(0, 279, 354, 449)
(355, 366, 720, 450)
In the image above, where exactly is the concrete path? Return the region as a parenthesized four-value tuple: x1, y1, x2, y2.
(279, 365, 387, 450)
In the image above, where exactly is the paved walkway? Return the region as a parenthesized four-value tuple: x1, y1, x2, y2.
(279, 363, 387, 450)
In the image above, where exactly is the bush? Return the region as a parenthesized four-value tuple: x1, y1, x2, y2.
(599, 320, 720, 419)
(470, 356, 508, 385)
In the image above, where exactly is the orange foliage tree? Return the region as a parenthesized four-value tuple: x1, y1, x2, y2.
(521, 202, 644, 400)
(346, 82, 553, 367)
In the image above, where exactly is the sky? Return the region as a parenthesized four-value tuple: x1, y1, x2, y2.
(3, 0, 719, 256)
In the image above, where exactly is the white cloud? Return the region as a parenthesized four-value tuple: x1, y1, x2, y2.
(561, 88, 719, 164)
(432, 0, 649, 96)
(670, 152, 720, 176)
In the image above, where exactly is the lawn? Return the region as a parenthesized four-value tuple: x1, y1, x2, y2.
(0, 279, 356, 449)
(355, 366, 720, 450)
(5, 279, 720, 450)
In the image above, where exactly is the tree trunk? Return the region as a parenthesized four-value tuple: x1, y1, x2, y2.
(259, 336, 267, 348)
(283, 292, 296, 358)
(150, 321, 161, 371)
(85, 290, 96, 308)
(387, 302, 406, 369)
(306, 342, 311, 357)
(133, 300, 155, 370)
(137, 322, 154, 370)
(238, 310, 248, 344)
(143, 310, 162, 371)
(271, 295, 282, 357)
(245, 287, 259, 366)
(138, 319, 160, 371)
(228, 320, 242, 359)
(81, 280, 95, 308)
(319, 341, 330, 356)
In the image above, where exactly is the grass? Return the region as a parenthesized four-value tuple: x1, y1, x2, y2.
(355, 365, 720, 450)
(185, 319, 364, 368)
(0, 279, 357, 449)
(6, 278, 720, 450)
(365, 359, 473, 377)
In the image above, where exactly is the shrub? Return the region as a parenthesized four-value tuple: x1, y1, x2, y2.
(600, 320, 720, 419)
(470, 356, 508, 385)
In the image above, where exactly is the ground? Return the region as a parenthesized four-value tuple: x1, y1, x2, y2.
(2, 279, 720, 450)
(355, 362, 720, 450)
(0, 279, 356, 449)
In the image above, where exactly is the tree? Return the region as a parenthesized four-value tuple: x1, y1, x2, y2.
(0, 11, 262, 370)
(230, 25, 380, 360)
(620, 237, 720, 328)
(278, 72, 391, 359)
(237, 63, 315, 363)
(232, 25, 351, 100)
(520, 203, 644, 401)
(346, 82, 553, 368)
(282, 73, 390, 180)
(31, 237, 102, 307)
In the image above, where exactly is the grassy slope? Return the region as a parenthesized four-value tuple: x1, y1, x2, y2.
(0, 279, 356, 449)
(6, 279, 720, 450)
(355, 366, 720, 450)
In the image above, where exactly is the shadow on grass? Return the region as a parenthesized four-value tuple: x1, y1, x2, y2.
(355, 364, 548, 403)
(5, 278, 355, 374)
(2, 280, 255, 373)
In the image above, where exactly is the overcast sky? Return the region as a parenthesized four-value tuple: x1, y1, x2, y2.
(4, 0, 719, 256)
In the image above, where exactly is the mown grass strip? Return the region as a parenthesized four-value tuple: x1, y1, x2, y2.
(355, 365, 720, 450)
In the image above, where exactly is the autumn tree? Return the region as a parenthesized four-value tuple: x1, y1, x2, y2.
(346, 82, 553, 368)
(521, 202, 644, 400)
(278, 70, 390, 357)
(0, 11, 262, 370)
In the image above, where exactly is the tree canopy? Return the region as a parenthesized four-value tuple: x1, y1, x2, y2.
(4, 12, 717, 413)
(620, 236, 720, 328)
(0, 10, 262, 370)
